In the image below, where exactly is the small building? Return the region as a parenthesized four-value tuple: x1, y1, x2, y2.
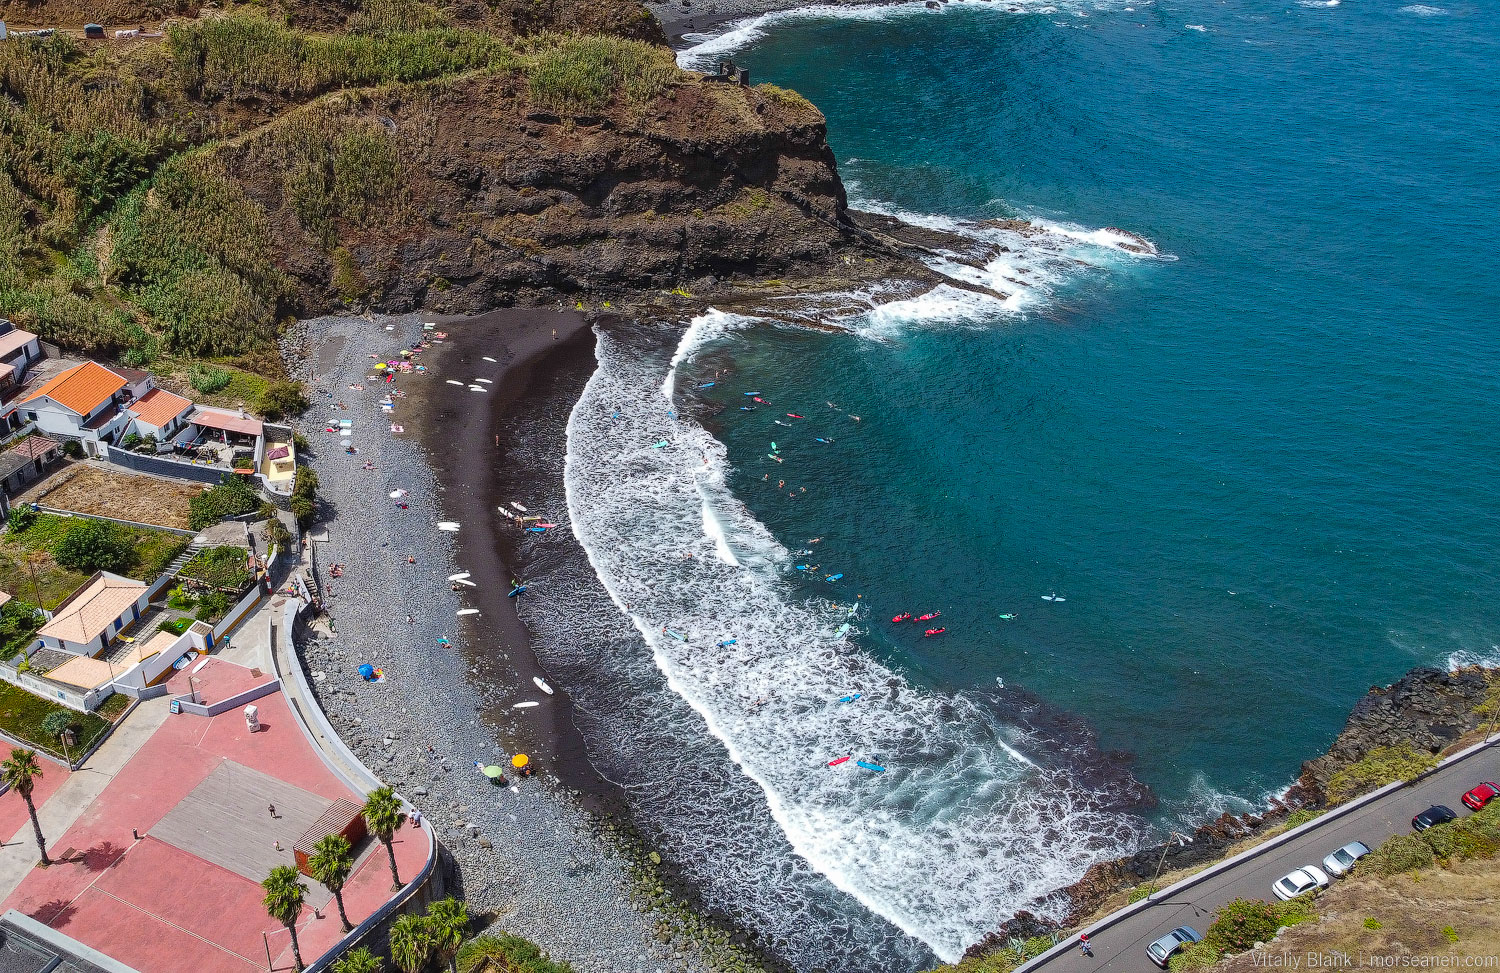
(0, 320, 43, 399)
(18, 361, 132, 457)
(127, 387, 194, 443)
(0, 435, 61, 517)
(37, 571, 149, 657)
(176, 406, 264, 471)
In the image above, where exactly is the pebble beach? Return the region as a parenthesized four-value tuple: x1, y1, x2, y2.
(283, 309, 714, 973)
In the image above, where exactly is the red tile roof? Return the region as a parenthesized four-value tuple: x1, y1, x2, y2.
(20, 361, 126, 416)
(190, 407, 263, 437)
(11, 436, 58, 461)
(129, 388, 193, 428)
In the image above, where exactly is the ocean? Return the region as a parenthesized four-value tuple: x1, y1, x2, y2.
(541, 1, 1500, 969)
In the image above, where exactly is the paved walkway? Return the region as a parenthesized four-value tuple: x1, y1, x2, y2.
(1025, 738, 1500, 973)
(0, 697, 171, 901)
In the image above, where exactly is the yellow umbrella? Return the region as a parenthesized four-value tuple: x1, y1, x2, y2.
(511, 754, 529, 770)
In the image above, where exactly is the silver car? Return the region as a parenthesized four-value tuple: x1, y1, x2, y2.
(1147, 926, 1201, 968)
(1272, 864, 1330, 901)
(1321, 841, 1370, 877)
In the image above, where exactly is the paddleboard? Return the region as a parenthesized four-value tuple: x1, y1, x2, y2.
(665, 629, 687, 642)
(448, 572, 471, 581)
(513, 701, 539, 709)
(828, 756, 851, 767)
(856, 761, 887, 773)
(475, 378, 493, 384)
(533, 677, 553, 695)
(833, 623, 852, 639)
(508, 585, 527, 597)
(537, 523, 558, 529)
(457, 608, 480, 616)
(699, 382, 716, 388)
(526, 527, 546, 533)
(437, 522, 461, 531)
(744, 391, 760, 396)
(446, 379, 465, 386)
(768, 454, 783, 462)
(826, 573, 843, 582)
(838, 693, 861, 703)
(483, 356, 497, 362)
(653, 440, 670, 448)
(717, 638, 737, 647)
(510, 502, 527, 511)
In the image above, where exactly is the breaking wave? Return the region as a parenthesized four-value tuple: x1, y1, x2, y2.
(564, 314, 1150, 962)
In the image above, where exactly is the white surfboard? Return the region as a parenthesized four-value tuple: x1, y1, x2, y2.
(448, 572, 471, 581)
(533, 677, 553, 695)
(513, 701, 539, 709)
(457, 608, 480, 617)
(437, 522, 460, 531)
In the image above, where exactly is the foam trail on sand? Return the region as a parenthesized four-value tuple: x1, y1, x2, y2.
(565, 313, 1148, 961)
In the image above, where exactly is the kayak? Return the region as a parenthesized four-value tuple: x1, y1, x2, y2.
(507, 585, 527, 597)
(838, 693, 861, 703)
(815, 438, 834, 444)
(787, 413, 805, 419)
(740, 406, 755, 411)
(828, 756, 851, 767)
(768, 454, 783, 463)
(699, 382, 716, 388)
(924, 627, 946, 637)
(537, 523, 558, 529)
(892, 612, 911, 623)
(770, 442, 779, 451)
(998, 613, 1016, 620)
(717, 638, 737, 647)
(652, 440, 670, 448)
(753, 397, 765, 403)
(774, 420, 791, 427)
(825, 574, 843, 582)
(744, 391, 760, 396)
(664, 629, 687, 642)
(856, 761, 887, 773)
(917, 611, 941, 621)
(795, 565, 810, 571)
(525, 527, 546, 533)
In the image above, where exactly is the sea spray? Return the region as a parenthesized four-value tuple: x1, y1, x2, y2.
(564, 316, 1149, 962)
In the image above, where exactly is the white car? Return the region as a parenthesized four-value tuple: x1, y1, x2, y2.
(1272, 865, 1330, 901)
(1321, 841, 1370, 877)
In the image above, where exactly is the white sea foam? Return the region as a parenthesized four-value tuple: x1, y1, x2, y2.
(1399, 3, 1447, 14)
(1448, 646, 1500, 670)
(1297, 0, 1339, 7)
(565, 315, 1148, 961)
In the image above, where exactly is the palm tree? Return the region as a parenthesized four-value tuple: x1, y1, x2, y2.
(308, 834, 355, 931)
(332, 946, 384, 973)
(426, 898, 469, 973)
(362, 786, 406, 891)
(389, 913, 434, 973)
(2, 749, 48, 865)
(262, 864, 308, 972)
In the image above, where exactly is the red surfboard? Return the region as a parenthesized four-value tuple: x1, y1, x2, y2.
(828, 756, 851, 767)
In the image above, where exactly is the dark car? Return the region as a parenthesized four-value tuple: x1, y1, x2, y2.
(1147, 926, 1201, 968)
(1412, 805, 1457, 831)
(1462, 782, 1498, 811)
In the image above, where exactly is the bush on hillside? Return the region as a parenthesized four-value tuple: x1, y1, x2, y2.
(190, 364, 232, 394)
(0, 599, 45, 657)
(259, 380, 309, 422)
(54, 519, 134, 573)
(8, 507, 37, 533)
(1204, 898, 1284, 953)
(289, 466, 318, 528)
(1326, 742, 1436, 803)
(1364, 832, 1436, 876)
(525, 34, 680, 112)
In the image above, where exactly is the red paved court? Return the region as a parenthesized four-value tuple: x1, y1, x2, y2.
(2, 660, 429, 972)
(0, 759, 68, 841)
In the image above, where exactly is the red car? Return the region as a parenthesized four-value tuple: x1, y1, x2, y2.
(1462, 782, 1499, 811)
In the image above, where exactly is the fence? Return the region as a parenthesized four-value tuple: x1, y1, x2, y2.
(0, 659, 111, 713)
(101, 446, 230, 485)
(170, 678, 280, 718)
(213, 584, 266, 641)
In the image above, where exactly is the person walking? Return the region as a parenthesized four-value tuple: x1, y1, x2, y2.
(1079, 934, 1094, 958)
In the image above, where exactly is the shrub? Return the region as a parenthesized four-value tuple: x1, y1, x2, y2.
(1205, 898, 1284, 953)
(62, 440, 83, 459)
(289, 465, 318, 528)
(1283, 808, 1321, 829)
(167, 584, 198, 611)
(195, 590, 233, 621)
(457, 933, 576, 973)
(259, 380, 308, 422)
(190, 364, 232, 394)
(121, 432, 142, 451)
(1169, 941, 1221, 972)
(0, 599, 44, 657)
(1326, 743, 1436, 803)
(1364, 832, 1436, 876)
(1364, 918, 1383, 931)
(178, 545, 254, 591)
(54, 519, 134, 573)
(41, 709, 74, 739)
(8, 507, 37, 533)
(189, 475, 262, 529)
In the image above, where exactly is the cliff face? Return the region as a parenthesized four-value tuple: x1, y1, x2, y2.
(215, 74, 857, 314)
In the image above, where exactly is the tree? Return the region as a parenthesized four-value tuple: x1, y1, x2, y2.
(40, 710, 74, 742)
(260, 379, 309, 422)
(308, 834, 355, 931)
(362, 786, 406, 891)
(54, 519, 133, 574)
(426, 898, 469, 973)
(389, 914, 435, 973)
(332, 947, 384, 973)
(1, 749, 48, 865)
(262, 864, 308, 972)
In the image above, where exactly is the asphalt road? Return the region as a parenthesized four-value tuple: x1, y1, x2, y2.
(1028, 740, 1500, 973)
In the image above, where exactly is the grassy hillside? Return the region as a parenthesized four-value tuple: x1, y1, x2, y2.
(0, 0, 693, 379)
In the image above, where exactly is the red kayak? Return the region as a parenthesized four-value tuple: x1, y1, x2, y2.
(787, 413, 805, 419)
(924, 627, 946, 637)
(917, 611, 941, 621)
(892, 612, 911, 623)
(828, 756, 851, 767)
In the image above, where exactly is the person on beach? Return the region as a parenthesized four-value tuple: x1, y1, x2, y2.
(1079, 935, 1093, 958)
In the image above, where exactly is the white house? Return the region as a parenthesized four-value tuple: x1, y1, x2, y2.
(36, 571, 149, 657)
(127, 387, 194, 443)
(17, 361, 133, 457)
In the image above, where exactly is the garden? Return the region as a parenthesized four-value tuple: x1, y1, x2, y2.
(0, 510, 190, 609)
(0, 683, 129, 760)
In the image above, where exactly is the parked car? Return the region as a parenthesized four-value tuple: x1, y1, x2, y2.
(1272, 865, 1330, 901)
(1412, 805, 1457, 831)
(1147, 926, 1201, 968)
(1461, 782, 1498, 811)
(1321, 840, 1370, 877)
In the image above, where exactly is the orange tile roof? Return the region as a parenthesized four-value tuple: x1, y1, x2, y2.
(38, 572, 146, 646)
(21, 361, 127, 416)
(129, 387, 193, 428)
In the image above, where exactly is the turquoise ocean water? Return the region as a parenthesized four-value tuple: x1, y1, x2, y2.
(554, 2, 1500, 968)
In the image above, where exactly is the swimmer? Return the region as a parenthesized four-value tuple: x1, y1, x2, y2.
(778, 480, 785, 489)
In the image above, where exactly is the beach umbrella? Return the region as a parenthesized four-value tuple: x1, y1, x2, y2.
(511, 754, 529, 770)
(374, 362, 388, 370)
